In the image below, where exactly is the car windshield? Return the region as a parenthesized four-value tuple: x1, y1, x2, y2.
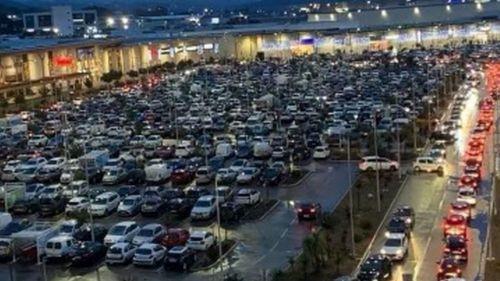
(109, 225, 126, 235)
(195, 200, 211, 207)
(60, 225, 74, 233)
(123, 199, 135, 206)
(384, 238, 402, 247)
(93, 198, 107, 205)
(136, 248, 152, 255)
(23, 167, 36, 174)
(26, 185, 39, 192)
(138, 229, 153, 237)
(109, 247, 123, 254)
(361, 260, 382, 271)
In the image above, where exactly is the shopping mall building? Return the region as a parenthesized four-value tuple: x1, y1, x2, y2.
(0, 1, 499, 100)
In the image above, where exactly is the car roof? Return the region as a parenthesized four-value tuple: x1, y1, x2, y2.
(138, 243, 158, 249)
(142, 223, 162, 229)
(198, 195, 215, 200)
(385, 233, 405, 239)
(114, 221, 137, 227)
(191, 230, 208, 237)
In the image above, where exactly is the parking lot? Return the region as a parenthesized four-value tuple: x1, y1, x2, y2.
(0, 43, 496, 281)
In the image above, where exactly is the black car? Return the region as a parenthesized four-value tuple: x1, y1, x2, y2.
(141, 196, 165, 217)
(385, 217, 410, 237)
(38, 195, 65, 217)
(444, 235, 468, 263)
(260, 167, 281, 186)
(126, 169, 146, 185)
(168, 198, 194, 218)
(117, 185, 140, 199)
(0, 219, 32, 236)
(35, 168, 61, 183)
(10, 198, 39, 215)
(87, 187, 107, 200)
(185, 187, 210, 200)
(220, 202, 246, 223)
(70, 241, 107, 267)
(164, 188, 185, 201)
(163, 246, 196, 272)
(74, 224, 108, 243)
(357, 254, 392, 281)
(392, 206, 415, 228)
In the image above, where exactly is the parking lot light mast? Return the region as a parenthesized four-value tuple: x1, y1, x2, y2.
(412, 79, 418, 153)
(347, 137, 356, 257)
(373, 110, 381, 212)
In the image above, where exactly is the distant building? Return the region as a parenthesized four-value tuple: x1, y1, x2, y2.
(23, 6, 97, 37)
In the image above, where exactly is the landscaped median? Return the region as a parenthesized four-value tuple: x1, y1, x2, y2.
(191, 239, 238, 271)
(270, 171, 406, 281)
(484, 177, 500, 281)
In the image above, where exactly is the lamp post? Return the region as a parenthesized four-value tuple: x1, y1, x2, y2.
(347, 137, 356, 257)
(373, 110, 381, 212)
(427, 99, 433, 138)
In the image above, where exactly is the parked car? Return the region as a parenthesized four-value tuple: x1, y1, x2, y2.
(186, 231, 215, 251)
(133, 243, 166, 266)
(104, 221, 140, 247)
(190, 195, 217, 221)
(160, 228, 190, 249)
(74, 223, 108, 243)
(106, 242, 137, 265)
(90, 192, 120, 217)
(132, 223, 166, 246)
(45, 236, 76, 260)
(234, 189, 261, 205)
(163, 246, 197, 272)
(71, 241, 106, 267)
(141, 196, 166, 217)
(117, 195, 143, 217)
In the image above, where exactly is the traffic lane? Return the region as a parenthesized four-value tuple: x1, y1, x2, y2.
(199, 162, 356, 281)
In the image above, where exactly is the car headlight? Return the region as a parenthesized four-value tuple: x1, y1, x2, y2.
(384, 231, 390, 238)
(405, 218, 412, 224)
(380, 249, 386, 254)
(396, 249, 403, 255)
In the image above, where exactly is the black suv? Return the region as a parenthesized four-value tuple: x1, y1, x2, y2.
(163, 246, 196, 272)
(357, 254, 392, 281)
(38, 195, 66, 217)
(444, 235, 468, 263)
(385, 217, 410, 237)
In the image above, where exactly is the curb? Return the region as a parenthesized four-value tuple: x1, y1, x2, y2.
(257, 199, 281, 221)
(191, 240, 239, 272)
(282, 170, 312, 188)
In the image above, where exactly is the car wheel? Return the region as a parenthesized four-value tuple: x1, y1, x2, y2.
(414, 166, 421, 173)
(366, 166, 374, 172)
(390, 165, 397, 171)
(182, 262, 188, 272)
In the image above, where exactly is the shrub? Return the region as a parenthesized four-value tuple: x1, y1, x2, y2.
(359, 219, 373, 231)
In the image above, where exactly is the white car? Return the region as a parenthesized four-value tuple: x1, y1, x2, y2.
(190, 195, 216, 221)
(104, 221, 140, 247)
(358, 156, 399, 171)
(313, 146, 330, 159)
(132, 223, 166, 246)
(106, 242, 137, 265)
(43, 157, 66, 171)
(58, 220, 83, 236)
(39, 184, 62, 199)
(236, 167, 259, 184)
(234, 189, 260, 205)
(130, 135, 146, 146)
(45, 236, 76, 259)
(175, 143, 195, 158)
(379, 233, 408, 261)
(145, 135, 162, 148)
(25, 183, 45, 200)
(102, 167, 127, 185)
(186, 231, 215, 251)
(216, 168, 237, 184)
(457, 187, 477, 206)
(91, 192, 120, 216)
(413, 157, 444, 174)
(1, 160, 22, 181)
(27, 134, 48, 147)
(65, 197, 90, 215)
(133, 243, 166, 266)
(195, 166, 215, 184)
(272, 146, 287, 159)
(144, 159, 171, 183)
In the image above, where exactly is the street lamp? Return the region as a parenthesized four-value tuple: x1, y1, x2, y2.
(373, 110, 381, 213)
(427, 99, 433, 137)
(106, 17, 115, 27)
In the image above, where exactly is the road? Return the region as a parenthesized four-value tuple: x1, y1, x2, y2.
(0, 161, 356, 281)
(356, 80, 493, 281)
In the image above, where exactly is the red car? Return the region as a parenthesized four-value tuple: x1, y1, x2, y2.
(443, 214, 467, 238)
(466, 145, 483, 157)
(436, 257, 462, 280)
(297, 202, 322, 221)
(463, 159, 481, 178)
(449, 202, 472, 222)
(171, 169, 195, 185)
(154, 146, 175, 159)
(160, 228, 190, 249)
(459, 175, 479, 189)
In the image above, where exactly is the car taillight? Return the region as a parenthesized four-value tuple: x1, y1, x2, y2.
(310, 209, 316, 213)
(298, 208, 303, 212)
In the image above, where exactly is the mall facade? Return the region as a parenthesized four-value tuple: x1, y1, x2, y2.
(0, 1, 499, 100)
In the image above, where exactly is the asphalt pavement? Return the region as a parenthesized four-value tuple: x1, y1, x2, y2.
(356, 81, 493, 281)
(0, 161, 356, 281)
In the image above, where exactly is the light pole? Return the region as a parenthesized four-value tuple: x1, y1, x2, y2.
(83, 144, 96, 243)
(347, 137, 356, 257)
(412, 78, 418, 153)
(373, 110, 381, 212)
(427, 99, 433, 138)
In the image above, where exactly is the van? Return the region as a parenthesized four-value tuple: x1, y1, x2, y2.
(45, 236, 76, 259)
(216, 143, 234, 159)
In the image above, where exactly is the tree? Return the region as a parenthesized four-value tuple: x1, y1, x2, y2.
(127, 70, 139, 78)
(84, 78, 93, 89)
(39, 86, 50, 99)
